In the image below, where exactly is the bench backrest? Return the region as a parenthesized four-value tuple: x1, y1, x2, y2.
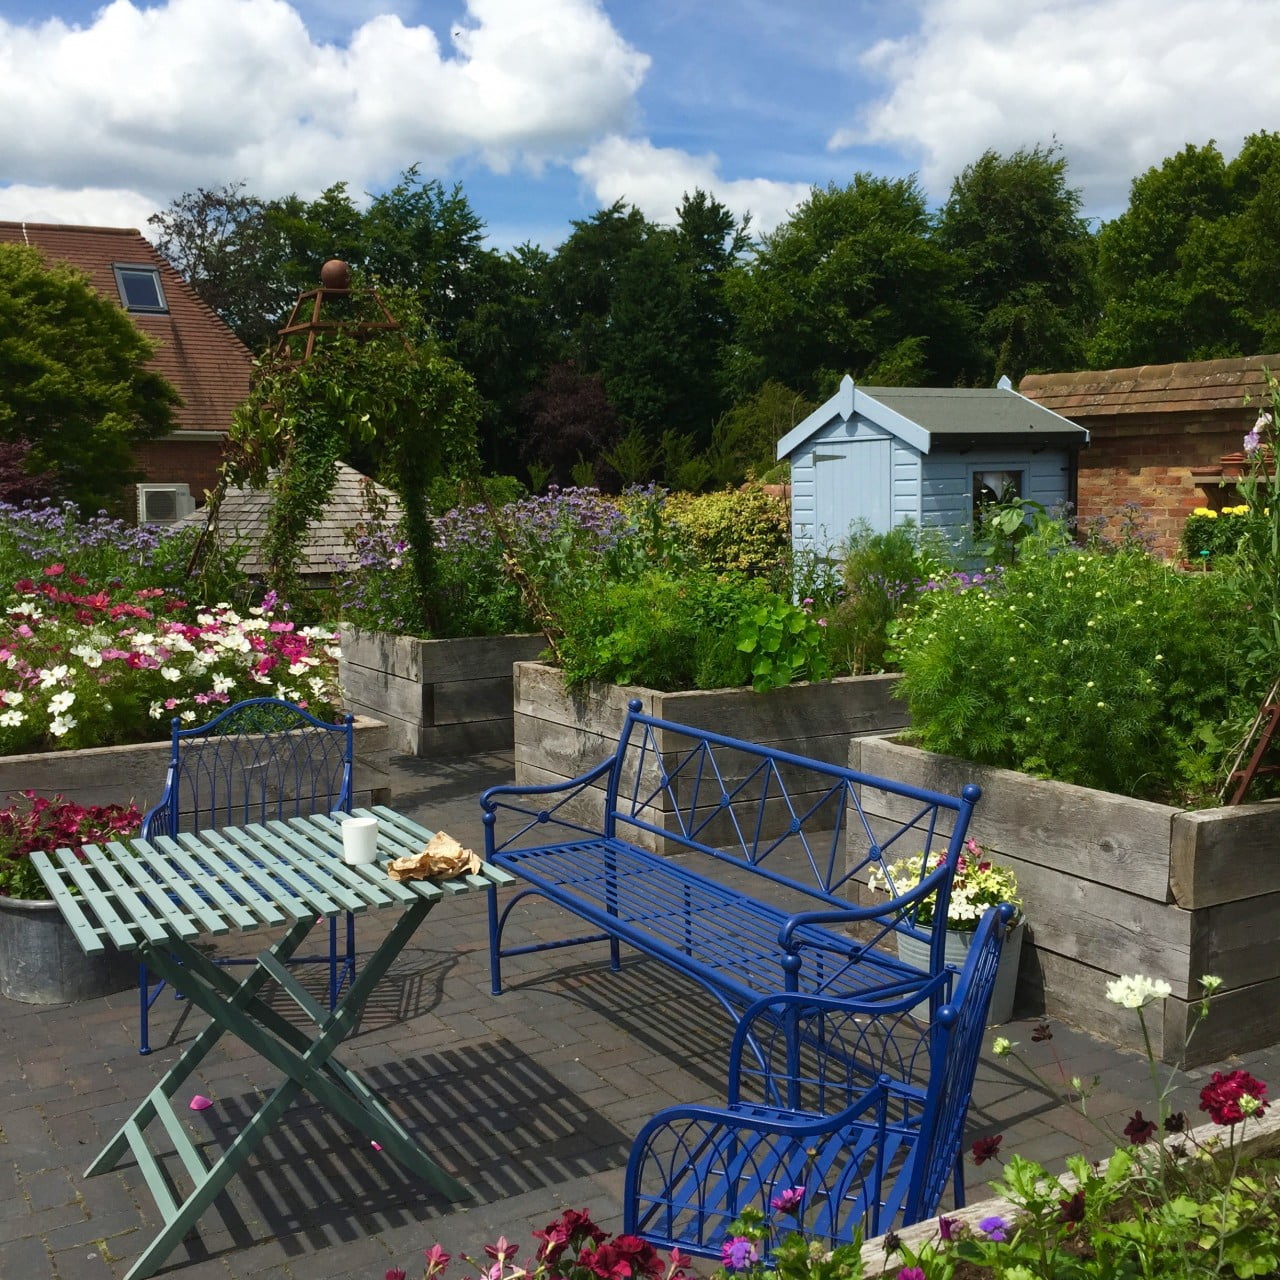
(604, 701, 981, 963)
(141, 697, 354, 839)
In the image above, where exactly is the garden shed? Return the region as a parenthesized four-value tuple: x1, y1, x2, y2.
(777, 375, 1090, 556)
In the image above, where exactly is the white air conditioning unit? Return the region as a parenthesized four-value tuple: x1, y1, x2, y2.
(137, 483, 196, 525)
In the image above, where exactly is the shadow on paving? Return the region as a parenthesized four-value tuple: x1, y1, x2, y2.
(137, 1037, 632, 1271)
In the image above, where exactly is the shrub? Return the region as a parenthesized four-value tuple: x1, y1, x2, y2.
(1182, 504, 1251, 563)
(892, 537, 1253, 804)
(662, 487, 789, 579)
(823, 520, 954, 673)
(556, 570, 763, 691)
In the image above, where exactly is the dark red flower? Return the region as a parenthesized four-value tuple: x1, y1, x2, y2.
(1123, 1110, 1157, 1145)
(937, 1215, 960, 1241)
(1200, 1070, 1269, 1126)
(1057, 1190, 1086, 1224)
(971, 1134, 1003, 1165)
(42, 563, 64, 577)
(1164, 1111, 1187, 1133)
(579, 1244, 631, 1280)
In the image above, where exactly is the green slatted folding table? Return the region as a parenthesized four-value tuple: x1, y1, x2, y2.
(31, 805, 515, 1280)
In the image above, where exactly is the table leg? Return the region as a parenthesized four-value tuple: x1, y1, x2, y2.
(92, 900, 468, 1280)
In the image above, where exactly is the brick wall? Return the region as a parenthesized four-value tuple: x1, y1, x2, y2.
(1076, 411, 1250, 556)
(130, 437, 226, 516)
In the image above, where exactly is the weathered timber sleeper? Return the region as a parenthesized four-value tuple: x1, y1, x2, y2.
(482, 700, 982, 1018)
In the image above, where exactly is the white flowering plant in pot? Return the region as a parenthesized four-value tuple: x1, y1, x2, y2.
(867, 837, 1021, 932)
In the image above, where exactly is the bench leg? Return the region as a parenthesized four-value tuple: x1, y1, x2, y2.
(488, 883, 504, 995)
(610, 935, 621, 972)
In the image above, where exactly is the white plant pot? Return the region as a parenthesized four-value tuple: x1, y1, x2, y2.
(896, 918, 1025, 1025)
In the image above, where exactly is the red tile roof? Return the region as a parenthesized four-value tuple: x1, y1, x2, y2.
(1021, 354, 1280, 416)
(0, 221, 252, 434)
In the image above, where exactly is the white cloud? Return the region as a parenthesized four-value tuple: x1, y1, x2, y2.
(573, 135, 811, 233)
(0, 0, 649, 203)
(0, 184, 161, 232)
(833, 0, 1280, 216)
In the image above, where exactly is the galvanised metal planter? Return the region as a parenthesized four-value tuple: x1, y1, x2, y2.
(0, 894, 134, 1004)
(897, 918, 1025, 1025)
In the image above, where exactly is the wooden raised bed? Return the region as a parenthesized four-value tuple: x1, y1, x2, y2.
(340, 627, 544, 757)
(850, 737, 1280, 1065)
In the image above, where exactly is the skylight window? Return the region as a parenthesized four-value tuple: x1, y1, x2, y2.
(112, 265, 168, 313)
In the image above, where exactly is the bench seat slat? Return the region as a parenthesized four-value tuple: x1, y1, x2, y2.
(491, 838, 922, 1005)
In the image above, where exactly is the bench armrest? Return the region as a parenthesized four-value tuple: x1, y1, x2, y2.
(480, 758, 617, 856)
(777, 860, 953, 951)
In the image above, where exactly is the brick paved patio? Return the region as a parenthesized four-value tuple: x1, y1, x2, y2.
(1, 749, 1276, 1279)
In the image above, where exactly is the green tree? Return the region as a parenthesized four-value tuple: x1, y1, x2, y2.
(726, 174, 973, 399)
(227, 283, 480, 619)
(148, 182, 292, 351)
(1087, 138, 1280, 366)
(0, 244, 179, 513)
(936, 143, 1097, 382)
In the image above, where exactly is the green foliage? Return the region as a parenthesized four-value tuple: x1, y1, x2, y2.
(893, 538, 1253, 804)
(228, 302, 481, 621)
(427, 473, 526, 515)
(601, 427, 656, 487)
(707, 381, 815, 487)
(735, 594, 831, 692)
(662, 487, 790, 578)
(1090, 133, 1280, 366)
(0, 244, 180, 514)
(1182, 504, 1252, 563)
(556, 570, 764, 691)
(725, 174, 974, 398)
(823, 520, 954, 674)
(936, 143, 1097, 382)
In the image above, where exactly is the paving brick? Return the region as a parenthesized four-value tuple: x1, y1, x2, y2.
(1, 747, 1277, 1278)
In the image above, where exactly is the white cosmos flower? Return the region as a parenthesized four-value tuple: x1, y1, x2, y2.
(160, 666, 182, 683)
(211, 673, 235, 695)
(149, 700, 165, 719)
(0, 710, 23, 728)
(2, 690, 22, 706)
(38, 665, 69, 688)
(48, 690, 75, 715)
(1105, 974, 1172, 1009)
(49, 714, 76, 737)
(179, 710, 196, 723)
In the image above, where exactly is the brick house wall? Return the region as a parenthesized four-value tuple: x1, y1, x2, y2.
(1021, 356, 1274, 558)
(132, 437, 225, 506)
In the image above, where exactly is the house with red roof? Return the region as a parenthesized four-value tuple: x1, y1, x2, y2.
(0, 220, 252, 522)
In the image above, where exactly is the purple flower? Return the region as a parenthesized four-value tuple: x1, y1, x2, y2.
(770, 1185, 805, 1214)
(937, 1215, 960, 1240)
(720, 1236, 759, 1271)
(897, 1269, 926, 1280)
(978, 1215, 1009, 1242)
(1245, 426, 1263, 456)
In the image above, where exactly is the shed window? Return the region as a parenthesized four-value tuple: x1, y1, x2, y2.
(972, 468, 1023, 530)
(112, 265, 168, 313)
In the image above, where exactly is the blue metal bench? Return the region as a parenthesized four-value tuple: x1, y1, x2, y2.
(482, 701, 982, 1020)
(624, 903, 1014, 1257)
(137, 697, 356, 1055)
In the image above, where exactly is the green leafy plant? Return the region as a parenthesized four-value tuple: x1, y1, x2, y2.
(735, 594, 831, 693)
(892, 532, 1253, 804)
(1182, 505, 1252, 564)
(823, 520, 954, 674)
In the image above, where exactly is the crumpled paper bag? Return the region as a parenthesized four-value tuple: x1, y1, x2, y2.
(387, 830, 481, 882)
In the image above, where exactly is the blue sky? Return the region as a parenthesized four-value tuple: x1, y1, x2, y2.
(1, 0, 1277, 250)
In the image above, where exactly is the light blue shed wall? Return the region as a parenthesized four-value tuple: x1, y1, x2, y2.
(788, 413, 902, 555)
(788, 415, 1074, 558)
(920, 448, 1074, 552)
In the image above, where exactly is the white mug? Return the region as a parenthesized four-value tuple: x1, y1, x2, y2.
(341, 816, 379, 865)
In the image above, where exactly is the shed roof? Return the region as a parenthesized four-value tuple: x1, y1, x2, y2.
(1020, 354, 1280, 416)
(176, 462, 402, 578)
(0, 221, 253, 435)
(777, 375, 1088, 459)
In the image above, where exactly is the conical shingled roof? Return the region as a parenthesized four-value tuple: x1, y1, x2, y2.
(174, 462, 403, 578)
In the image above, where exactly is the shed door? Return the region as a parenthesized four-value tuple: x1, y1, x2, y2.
(813, 439, 891, 550)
